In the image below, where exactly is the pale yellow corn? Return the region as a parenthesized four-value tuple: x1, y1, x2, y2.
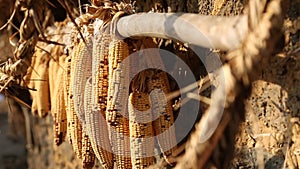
(52, 67, 67, 146)
(87, 32, 114, 169)
(85, 77, 114, 169)
(48, 52, 66, 110)
(72, 38, 93, 126)
(48, 53, 67, 145)
(67, 39, 85, 160)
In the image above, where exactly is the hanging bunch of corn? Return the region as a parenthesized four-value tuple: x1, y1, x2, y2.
(106, 38, 132, 168)
(55, 1, 178, 168)
(128, 91, 155, 168)
(138, 38, 177, 165)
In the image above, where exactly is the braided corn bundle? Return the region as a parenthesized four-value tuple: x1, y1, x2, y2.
(87, 31, 114, 168)
(106, 39, 131, 168)
(128, 92, 155, 169)
(148, 71, 177, 165)
(72, 38, 93, 127)
(82, 130, 96, 169)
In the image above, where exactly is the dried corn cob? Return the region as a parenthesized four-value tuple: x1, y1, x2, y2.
(52, 67, 67, 146)
(110, 117, 132, 169)
(49, 54, 67, 117)
(82, 130, 96, 169)
(136, 39, 177, 164)
(63, 55, 72, 143)
(148, 71, 177, 165)
(72, 38, 93, 127)
(87, 32, 114, 169)
(106, 39, 131, 169)
(67, 40, 85, 159)
(106, 39, 130, 124)
(92, 33, 111, 113)
(128, 92, 155, 169)
(63, 56, 71, 107)
(84, 76, 114, 169)
(68, 89, 83, 160)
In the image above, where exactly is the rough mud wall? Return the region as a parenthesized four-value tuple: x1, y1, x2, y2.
(230, 0, 300, 168)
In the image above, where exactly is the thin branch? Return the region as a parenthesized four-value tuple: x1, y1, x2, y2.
(166, 73, 213, 101)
